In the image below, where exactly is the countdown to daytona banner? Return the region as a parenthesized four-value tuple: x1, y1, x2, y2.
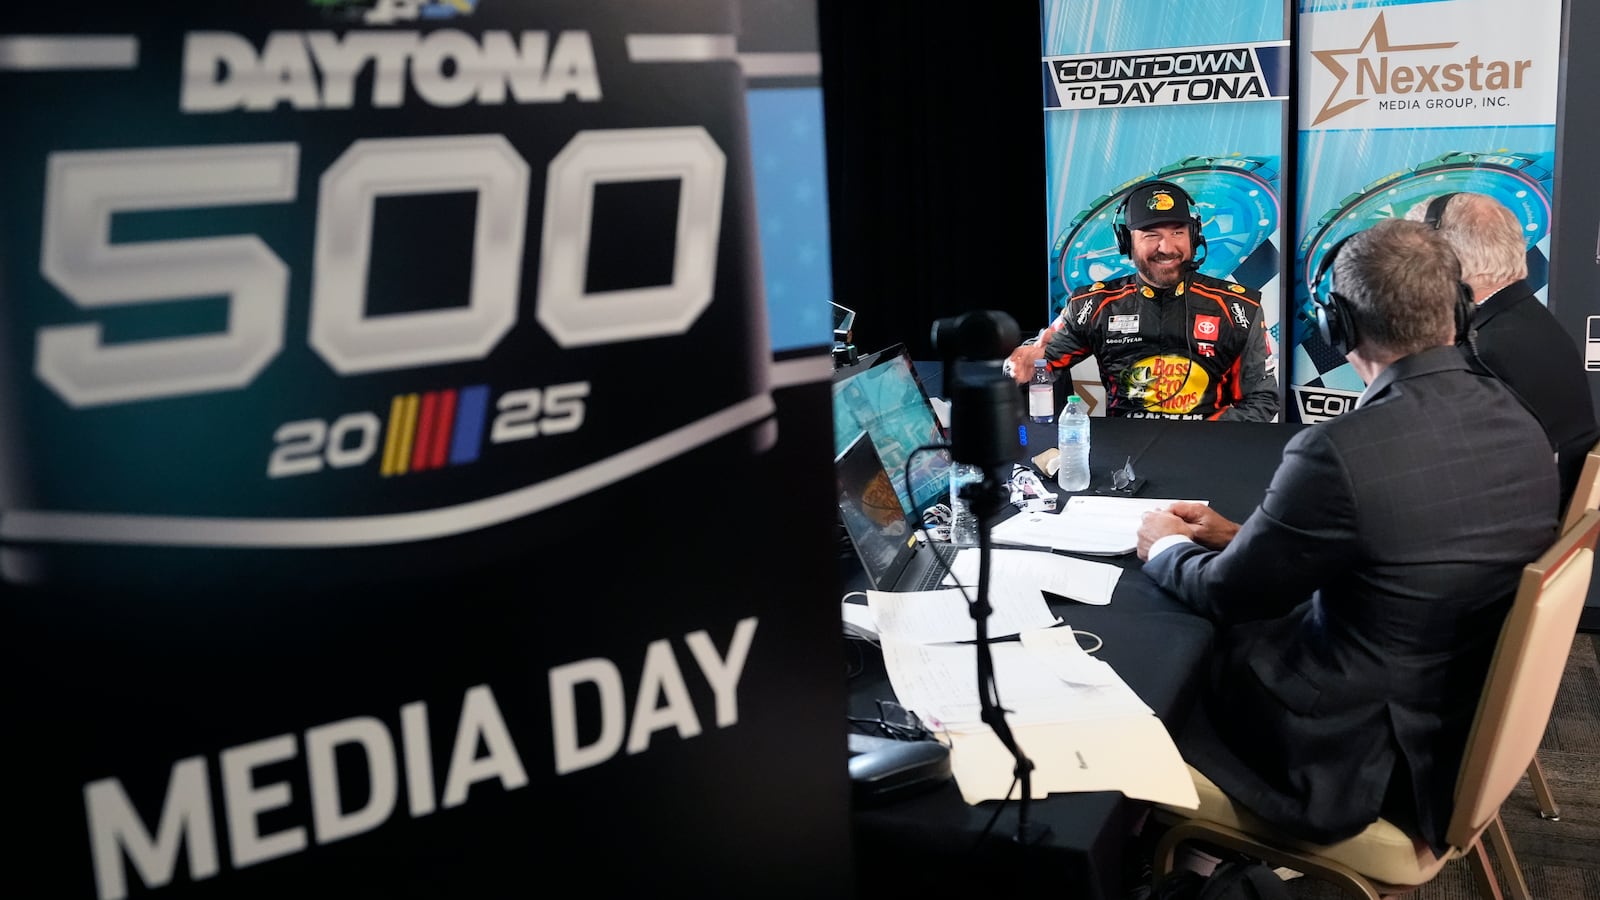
(1043, 40, 1289, 111)
(1037, 1, 1291, 418)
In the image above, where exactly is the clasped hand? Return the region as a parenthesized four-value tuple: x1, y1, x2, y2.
(1135, 500, 1239, 561)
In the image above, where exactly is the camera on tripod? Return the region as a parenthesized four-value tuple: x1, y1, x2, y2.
(929, 310, 1021, 469)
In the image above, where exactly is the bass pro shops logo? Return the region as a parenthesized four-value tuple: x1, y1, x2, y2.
(1309, 12, 1532, 125)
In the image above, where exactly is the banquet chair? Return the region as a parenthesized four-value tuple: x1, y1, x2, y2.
(1526, 437, 1600, 820)
(1560, 437, 1600, 535)
(1149, 509, 1600, 900)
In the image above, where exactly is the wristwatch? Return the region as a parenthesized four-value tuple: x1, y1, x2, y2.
(1291, 149, 1555, 381)
(1048, 154, 1282, 320)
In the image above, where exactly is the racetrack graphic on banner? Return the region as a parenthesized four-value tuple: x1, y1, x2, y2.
(1290, 0, 1561, 421)
(1039, 1, 1289, 417)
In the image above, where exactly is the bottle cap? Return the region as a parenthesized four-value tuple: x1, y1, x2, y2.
(1068, 394, 1082, 402)
(1033, 359, 1047, 367)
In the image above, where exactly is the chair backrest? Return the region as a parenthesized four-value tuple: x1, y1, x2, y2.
(1560, 439, 1600, 535)
(1446, 508, 1600, 849)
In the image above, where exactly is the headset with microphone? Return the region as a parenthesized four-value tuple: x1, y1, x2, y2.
(1112, 180, 1207, 409)
(1113, 180, 1208, 269)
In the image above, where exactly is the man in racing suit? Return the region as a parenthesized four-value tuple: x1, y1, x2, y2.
(1009, 180, 1279, 421)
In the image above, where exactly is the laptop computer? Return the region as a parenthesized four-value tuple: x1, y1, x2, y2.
(835, 431, 955, 593)
(831, 343, 951, 522)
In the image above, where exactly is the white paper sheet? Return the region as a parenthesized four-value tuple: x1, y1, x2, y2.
(866, 586, 1060, 645)
(945, 717, 1200, 808)
(989, 496, 1209, 556)
(942, 547, 1121, 606)
(879, 633, 1152, 732)
(1019, 625, 1119, 686)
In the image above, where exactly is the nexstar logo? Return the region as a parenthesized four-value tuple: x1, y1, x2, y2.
(1310, 12, 1532, 125)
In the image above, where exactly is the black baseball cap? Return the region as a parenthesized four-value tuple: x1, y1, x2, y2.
(1122, 182, 1196, 232)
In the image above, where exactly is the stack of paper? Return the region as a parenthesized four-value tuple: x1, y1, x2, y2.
(872, 622, 1198, 809)
(990, 496, 1209, 555)
(840, 540, 1199, 809)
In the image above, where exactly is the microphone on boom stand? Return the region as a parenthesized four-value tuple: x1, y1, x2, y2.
(928, 310, 1049, 847)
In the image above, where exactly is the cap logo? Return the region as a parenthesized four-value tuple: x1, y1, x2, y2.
(1147, 191, 1176, 212)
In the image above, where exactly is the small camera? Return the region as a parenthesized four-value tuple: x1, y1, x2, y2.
(928, 310, 1020, 361)
(832, 301, 860, 369)
(833, 341, 860, 369)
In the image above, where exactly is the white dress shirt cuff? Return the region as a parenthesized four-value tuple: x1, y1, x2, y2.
(1149, 533, 1196, 560)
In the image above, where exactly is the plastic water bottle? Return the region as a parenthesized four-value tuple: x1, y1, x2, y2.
(1057, 395, 1091, 491)
(949, 462, 983, 547)
(1028, 359, 1055, 424)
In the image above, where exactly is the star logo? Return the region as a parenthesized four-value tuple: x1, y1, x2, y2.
(1310, 12, 1456, 126)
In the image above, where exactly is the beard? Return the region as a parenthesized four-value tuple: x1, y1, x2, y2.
(1134, 252, 1189, 288)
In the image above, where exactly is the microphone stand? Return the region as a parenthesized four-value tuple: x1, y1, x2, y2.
(945, 358, 1049, 847)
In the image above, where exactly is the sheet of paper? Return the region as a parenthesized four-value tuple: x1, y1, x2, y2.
(944, 717, 1200, 808)
(1019, 625, 1119, 686)
(866, 587, 1059, 645)
(989, 496, 1209, 556)
(942, 548, 1121, 606)
(879, 634, 1152, 732)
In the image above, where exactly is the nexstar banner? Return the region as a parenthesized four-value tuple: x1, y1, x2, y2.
(1290, 0, 1561, 422)
(1299, 0, 1557, 130)
(1043, 40, 1289, 110)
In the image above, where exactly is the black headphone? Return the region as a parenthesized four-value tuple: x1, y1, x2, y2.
(1422, 191, 1479, 343)
(1423, 191, 1456, 229)
(1309, 224, 1474, 358)
(1113, 180, 1208, 265)
(1309, 235, 1358, 358)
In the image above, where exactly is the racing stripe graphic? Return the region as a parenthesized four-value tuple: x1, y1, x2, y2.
(382, 394, 420, 477)
(382, 386, 486, 476)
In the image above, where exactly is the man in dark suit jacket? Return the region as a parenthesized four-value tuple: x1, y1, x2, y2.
(1135, 218, 1559, 855)
(1410, 191, 1600, 511)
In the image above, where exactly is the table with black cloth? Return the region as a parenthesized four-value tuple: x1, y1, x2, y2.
(845, 413, 1304, 899)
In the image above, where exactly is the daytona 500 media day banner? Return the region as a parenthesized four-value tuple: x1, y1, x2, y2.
(0, 2, 849, 898)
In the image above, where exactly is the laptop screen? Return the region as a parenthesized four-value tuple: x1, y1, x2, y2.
(832, 344, 950, 519)
(834, 431, 919, 590)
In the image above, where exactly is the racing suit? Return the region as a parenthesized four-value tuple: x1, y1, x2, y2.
(1038, 271, 1278, 421)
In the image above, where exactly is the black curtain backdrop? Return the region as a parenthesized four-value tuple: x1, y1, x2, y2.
(1551, 0, 1600, 428)
(1552, 0, 1600, 626)
(817, 3, 1047, 361)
